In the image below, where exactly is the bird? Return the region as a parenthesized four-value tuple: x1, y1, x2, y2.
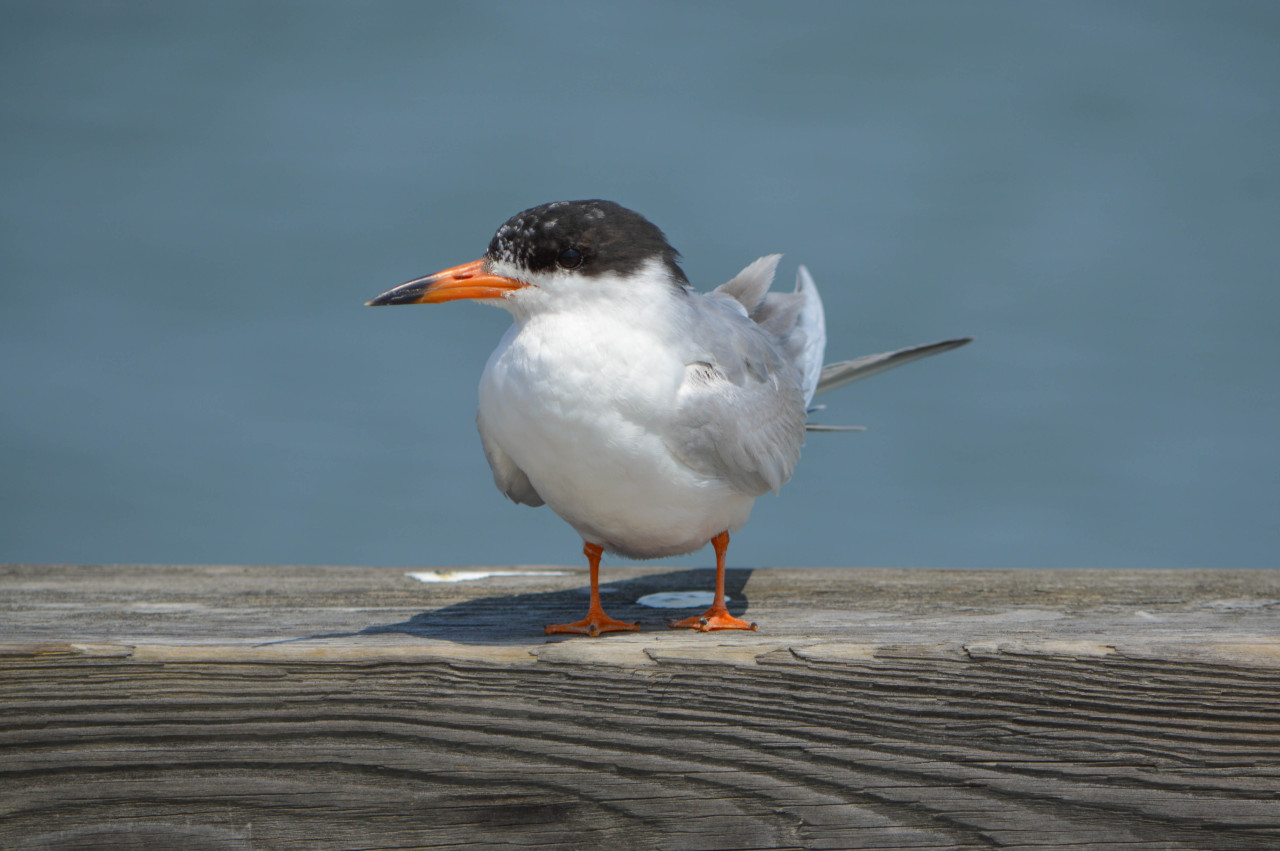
(367, 200, 969, 636)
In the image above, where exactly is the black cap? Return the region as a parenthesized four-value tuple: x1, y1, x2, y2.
(486, 200, 689, 285)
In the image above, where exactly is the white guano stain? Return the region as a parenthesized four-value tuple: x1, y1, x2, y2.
(636, 591, 728, 609)
(406, 570, 567, 583)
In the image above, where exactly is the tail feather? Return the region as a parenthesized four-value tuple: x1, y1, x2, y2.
(804, 423, 866, 433)
(716, 260, 971, 428)
(815, 337, 972, 397)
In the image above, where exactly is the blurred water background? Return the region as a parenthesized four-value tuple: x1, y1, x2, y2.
(2, 1, 1277, 569)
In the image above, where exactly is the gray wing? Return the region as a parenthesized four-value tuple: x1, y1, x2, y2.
(715, 259, 826, 406)
(475, 411, 544, 507)
(714, 254, 780, 314)
(757, 265, 826, 406)
(664, 295, 807, 496)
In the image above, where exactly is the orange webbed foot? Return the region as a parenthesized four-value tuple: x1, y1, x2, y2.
(668, 605, 757, 632)
(545, 614, 639, 637)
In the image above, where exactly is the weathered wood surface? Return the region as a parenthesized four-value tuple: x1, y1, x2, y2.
(2, 564, 1278, 850)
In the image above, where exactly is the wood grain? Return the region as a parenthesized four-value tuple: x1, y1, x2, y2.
(2, 564, 1278, 850)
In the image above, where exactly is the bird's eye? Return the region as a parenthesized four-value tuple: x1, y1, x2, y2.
(557, 247, 584, 269)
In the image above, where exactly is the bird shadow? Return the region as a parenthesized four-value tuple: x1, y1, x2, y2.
(277, 567, 755, 646)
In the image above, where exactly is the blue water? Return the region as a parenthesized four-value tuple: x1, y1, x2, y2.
(2, 1, 1277, 569)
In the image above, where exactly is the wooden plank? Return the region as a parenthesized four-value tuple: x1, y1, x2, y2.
(1, 564, 1278, 850)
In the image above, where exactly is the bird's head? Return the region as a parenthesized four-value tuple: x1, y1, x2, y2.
(366, 200, 688, 312)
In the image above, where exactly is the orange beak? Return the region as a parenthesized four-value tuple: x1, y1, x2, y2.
(365, 259, 526, 306)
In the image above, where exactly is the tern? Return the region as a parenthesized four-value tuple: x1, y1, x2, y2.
(368, 200, 969, 636)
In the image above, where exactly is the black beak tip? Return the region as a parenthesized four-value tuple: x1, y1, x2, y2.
(365, 284, 424, 307)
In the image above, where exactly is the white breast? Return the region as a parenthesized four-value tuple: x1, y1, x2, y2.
(476, 297, 756, 559)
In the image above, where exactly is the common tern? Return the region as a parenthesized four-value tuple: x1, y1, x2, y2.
(368, 200, 969, 636)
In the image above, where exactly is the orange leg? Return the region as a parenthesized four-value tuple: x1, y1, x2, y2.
(545, 542, 640, 637)
(669, 531, 758, 632)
